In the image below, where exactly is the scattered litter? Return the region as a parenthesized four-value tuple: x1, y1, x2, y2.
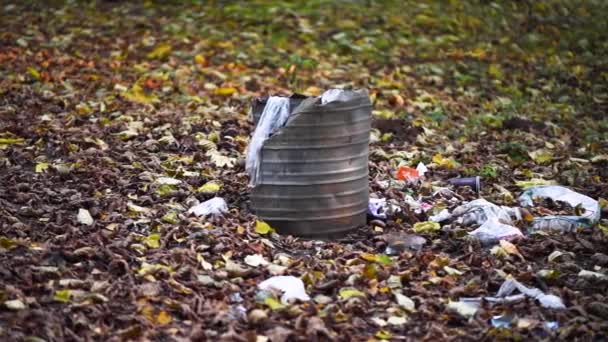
(448, 176, 481, 192)
(387, 316, 408, 325)
(416, 162, 428, 177)
(396, 166, 419, 182)
(545, 321, 559, 330)
(491, 314, 515, 328)
(429, 209, 451, 223)
(368, 197, 401, 219)
(384, 233, 426, 255)
(443, 198, 524, 244)
(404, 195, 433, 214)
(246, 97, 291, 186)
(187, 197, 228, 217)
(447, 300, 479, 318)
(77, 208, 94, 226)
(469, 220, 524, 244)
(320, 88, 352, 104)
(368, 198, 387, 219)
(451, 198, 522, 226)
(258, 276, 310, 304)
(229, 292, 243, 303)
(519, 185, 600, 231)
(487, 277, 566, 309)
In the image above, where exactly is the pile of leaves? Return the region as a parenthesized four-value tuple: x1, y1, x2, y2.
(1, 0, 607, 340)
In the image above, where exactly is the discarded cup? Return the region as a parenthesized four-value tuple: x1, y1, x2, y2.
(448, 176, 481, 192)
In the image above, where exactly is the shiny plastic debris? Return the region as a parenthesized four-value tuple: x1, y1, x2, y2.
(320, 88, 353, 104)
(491, 314, 515, 328)
(488, 277, 566, 309)
(187, 197, 228, 217)
(368, 197, 401, 219)
(519, 185, 600, 232)
(437, 198, 523, 243)
(246, 97, 291, 186)
(258, 276, 310, 304)
(469, 220, 524, 244)
(448, 176, 481, 192)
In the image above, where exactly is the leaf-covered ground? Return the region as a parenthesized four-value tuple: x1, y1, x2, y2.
(1, 1, 608, 341)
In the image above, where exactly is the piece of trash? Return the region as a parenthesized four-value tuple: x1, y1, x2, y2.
(384, 233, 426, 255)
(404, 195, 433, 214)
(429, 209, 451, 223)
(488, 277, 566, 309)
(187, 197, 228, 217)
(451, 198, 522, 226)
(469, 220, 523, 244)
(368, 198, 388, 219)
(519, 185, 600, 231)
(258, 276, 310, 304)
(448, 176, 482, 192)
(447, 300, 479, 318)
(320, 88, 353, 104)
(396, 166, 419, 182)
(491, 314, 515, 328)
(413, 221, 441, 233)
(77, 208, 94, 226)
(416, 162, 428, 177)
(544, 321, 559, 330)
(246, 97, 291, 186)
(229, 292, 243, 303)
(387, 316, 408, 325)
(368, 198, 401, 219)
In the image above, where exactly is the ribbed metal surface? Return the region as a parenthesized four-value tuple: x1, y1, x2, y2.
(250, 91, 371, 239)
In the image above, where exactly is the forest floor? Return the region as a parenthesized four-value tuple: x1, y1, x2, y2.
(1, 0, 608, 341)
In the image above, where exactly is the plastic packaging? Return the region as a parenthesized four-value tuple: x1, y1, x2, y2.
(246, 97, 291, 186)
(448, 176, 481, 192)
(487, 277, 565, 309)
(187, 197, 228, 217)
(451, 198, 521, 226)
(258, 276, 310, 304)
(519, 185, 600, 231)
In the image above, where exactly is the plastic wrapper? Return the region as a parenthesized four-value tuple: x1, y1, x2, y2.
(246, 97, 291, 186)
(187, 197, 228, 217)
(519, 185, 600, 232)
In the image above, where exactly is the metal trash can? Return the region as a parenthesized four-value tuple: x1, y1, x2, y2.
(249, 90, 372, 239)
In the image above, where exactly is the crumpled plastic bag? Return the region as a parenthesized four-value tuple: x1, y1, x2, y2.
(246, 97, 291, 186)
(451, 198, 521, 226)
(258, 275, 310, 304)
(432, 198, 523, 243)
(188, 197, 228, 217)
(468, 219, 524, 244)
(487, 277, 566, 309)
(368, 197, 401, 219)
(519, 185, 600, 231)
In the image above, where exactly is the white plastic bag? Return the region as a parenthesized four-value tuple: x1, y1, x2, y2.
(519, 185, 600, 231)
(188, 197, 228, 217)
(246, 97, 291, 186)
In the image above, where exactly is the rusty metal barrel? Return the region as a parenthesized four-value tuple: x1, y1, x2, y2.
(250, 90, 371, 239)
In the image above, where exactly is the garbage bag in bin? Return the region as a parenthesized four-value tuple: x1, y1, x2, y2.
(248, 89, 372, 239)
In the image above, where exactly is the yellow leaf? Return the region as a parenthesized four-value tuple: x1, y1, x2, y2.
(0, 237, 18, 250)
(432, 154, 459, 169)
(413, 221, 441, 233)
(141, 304, 155, 322)
(338, 288, 366, 300)
(0, 137, 25, 145)
(156, 310, 172, 325)
(194, 54, 206, 65)
(214, 87, 237, 96)
(488, 64, 503, 79)
(144, 233, 161, 249)
(264, 297, 285, 310)
(529, 149, 553, 164)
(147, 43, 172, 59)
(123, 83, 158, 104)
(27, 67, 41, 79)
(375, 330, 393, 339)
(197, 181, 222, 194)
(54, 289, 71, 303)
(255, 220, 274, 235)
